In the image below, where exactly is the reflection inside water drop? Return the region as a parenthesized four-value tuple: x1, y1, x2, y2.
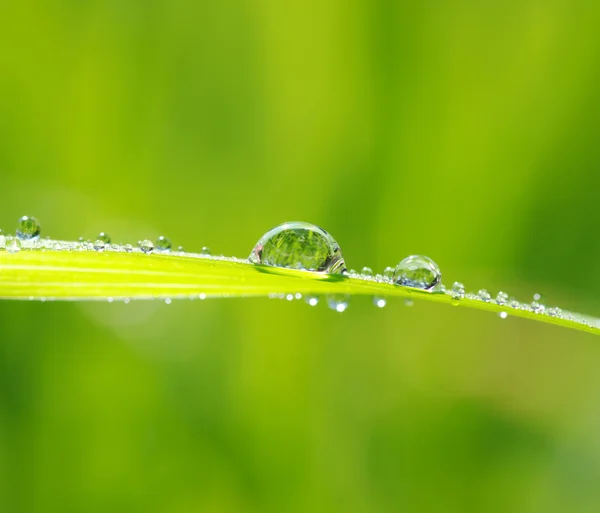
(248, 222, 345, 274)
(393, 255, 441, 291)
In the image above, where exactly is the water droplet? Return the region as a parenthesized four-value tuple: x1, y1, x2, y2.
(305, 295, 319, 307)
(496, 291, 508, 305)
(286, 294, 294, 301)
(499, 311, 508, 319)
(374, 297, 386, 308)
(393, 255, 441, 290)
(139, 240, 154, 253)
(361, 267, 373, 276)
(547, 307, 562, 317)
(155, 235, 172, 251)
(382, 266, 395, 282)
(16, 216, 40, 240)
(295, 293, 302, 300)
(107, 297, 114, 303)
(123, 244, 133, 252)
(93, 240, 106, 251)
(478, 289, 491, 302)
(199, 293, 207, 300)
(5, 236, 21, 254)
(531, 302, 545, 314)
(96, 232, 111, 244)
(533, 293, 542, 301)
(165, 298, 172, 305)
(327, 295, 349, 312)
(450, 281, 465, 302)
(248, 222, 345, 274)
(404, 298, 414, 307)
(201, 246, 211, 255)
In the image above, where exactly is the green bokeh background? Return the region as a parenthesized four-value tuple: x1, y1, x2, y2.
(2, 2, 600, 512)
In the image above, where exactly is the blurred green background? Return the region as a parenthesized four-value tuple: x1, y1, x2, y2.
(2, 1, 600, 512)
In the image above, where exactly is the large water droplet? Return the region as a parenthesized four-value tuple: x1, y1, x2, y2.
(248, 222, 345, 273)
(393, 255, 441, 290)
(16, 216, 41, 240)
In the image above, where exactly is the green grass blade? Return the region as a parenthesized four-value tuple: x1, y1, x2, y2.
(0, 240, 598, 335)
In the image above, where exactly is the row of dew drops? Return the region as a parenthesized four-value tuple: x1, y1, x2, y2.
(0, 216, 591, 326)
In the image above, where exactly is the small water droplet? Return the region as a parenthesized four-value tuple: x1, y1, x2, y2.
(499, 311, 508, 319)
(155, 235, 172, 251)
(107, 297, 114, 303)
(533, 293, 542, 301)
(305, 295, 319, 306)
(393, 255, 441, 290)
(382, 266, 395, 282)
(547, 307, 562, 317)
(139, 240, 154, 253)
(123, 244, 133, 252)
(286, 294, 294, 301)
(361, 267, 373, 276)
(248, 222, 345, 274)
(451, 281, 465, 302)
(531, 301, 545, 314)
(16, 216, 41, 240)
(199, 293, 207, 300)
(165, 298, 172, 305)
(374, 297, 386, 308)
(508, 299, 520, 309)
(201, 246, 211, 255)
(496, 291, 508, 304)
(93, 240, 106, 251)
(124, 298, 131, 304)
(327, 295, 349, 312)
(295, 293, 302, 300)
(5, 236, 21, 253)
(478, 289, 491, 302)
(96, 232, 111, 244)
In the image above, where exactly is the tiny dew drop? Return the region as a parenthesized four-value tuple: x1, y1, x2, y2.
(361, 267, 373, 276)
(531, 302, 545, 314)
(451, 282, 465, 301)
(248, 222, 345, 274)
(123, 244, 133, 252)
(16, 216, 41, 240)
(382, 266, 395, 282)
(201, 246, 211, 255)
(96, 232, 111, 244)
(499, 311, 508, 319)
(496, 291, 508, 305)
(155, 236, 172, 251)
(478, 289, 491, 302)
(139, 240, 154, 253)
(93, 240, 106, 251)
(393, 255, 441, 291)
(5, 236, 21, 254)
